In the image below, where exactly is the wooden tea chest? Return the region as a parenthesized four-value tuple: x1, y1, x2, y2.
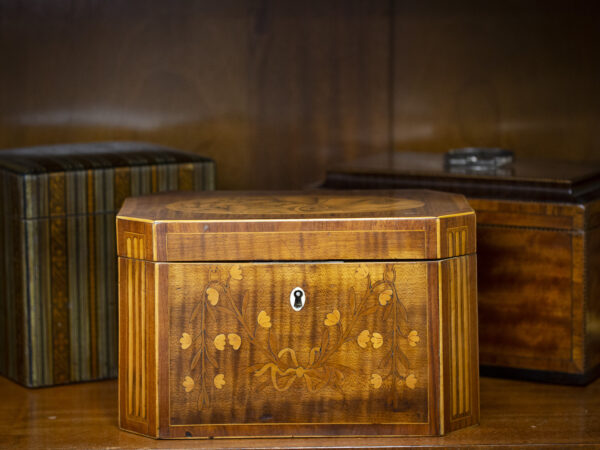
(116, 190, 479, 438)
(0, 142, 215, 387)
(323, 150, 600, 384)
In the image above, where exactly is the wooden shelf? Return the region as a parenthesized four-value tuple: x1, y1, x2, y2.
(1, 375, 598, 448)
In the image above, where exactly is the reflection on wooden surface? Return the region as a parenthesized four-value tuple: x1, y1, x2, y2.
(0, 375, 598, 447)
(0, 0, 598, 190)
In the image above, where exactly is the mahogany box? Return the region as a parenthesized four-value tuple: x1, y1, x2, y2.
(0, 142, 215, 387)
(323, 150, 600, 384)
(116, 190, 479, 438)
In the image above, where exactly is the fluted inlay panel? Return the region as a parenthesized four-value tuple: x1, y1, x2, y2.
(125, 233, 146, 421)
(447, 227, 471, 420)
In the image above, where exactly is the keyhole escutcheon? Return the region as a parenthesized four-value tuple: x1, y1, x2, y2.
(290, 287, 305, 311)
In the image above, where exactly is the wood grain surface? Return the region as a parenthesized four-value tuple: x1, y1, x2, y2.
(164, 262, 434, 437)
(0, 375, 598, 448)
(391, 0, 600, 162)
(2, 1, 599, 190)
(0, 0, 391, 190)
(321, 153, 600, 383)
(116, 255, 478, 438)
(117, 190, 476, 261)
(0, 143, 215, 388)
(116, 190, 478, 437)
(325, 152, 600, 203)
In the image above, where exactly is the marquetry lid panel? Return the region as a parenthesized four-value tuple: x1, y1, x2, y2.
(116, 190, 476, 261)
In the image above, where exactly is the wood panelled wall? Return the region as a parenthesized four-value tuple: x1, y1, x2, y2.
(0, 1, 598, 190)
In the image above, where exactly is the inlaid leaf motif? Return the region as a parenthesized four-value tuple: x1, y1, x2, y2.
(179, 332, 192, 349)
(324, 309, 340, 326)
(190, 351, 202, 370)
(405, 374, 417, 389)
(371, 332, 383, 349)
(257, 311, 272, 328)
(241, 291, 249, 318)
(269, 328, 278, 354)
(408, 330, 420, 347)
(205, 349, 219, 368)
(357, 330, 371, 348)
(320, 327, 330, 354)
(214, 334, 226, 351)
(228, 333, 241, 350)
(370, 373, 382, 389)
(360, 305, 380, 317)
(384, 265, 396, 282)
(183, 376, 195, 392)
(229, 264, 242, 280)
(378, 289, 393, 306)
(382, 301, 392, 321)
(214, 374, 226, 389)
(206, 287, 219, 306)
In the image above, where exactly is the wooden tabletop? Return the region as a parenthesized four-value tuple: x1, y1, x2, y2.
(1, 375, 598, 448)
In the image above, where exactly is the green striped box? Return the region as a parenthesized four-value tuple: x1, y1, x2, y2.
(0, 142, 215, 387)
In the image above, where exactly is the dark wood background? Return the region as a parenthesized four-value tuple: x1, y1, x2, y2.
(1, 0, 599, 190)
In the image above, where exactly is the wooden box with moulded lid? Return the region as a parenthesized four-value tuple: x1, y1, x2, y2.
(116, 190, 478, 438)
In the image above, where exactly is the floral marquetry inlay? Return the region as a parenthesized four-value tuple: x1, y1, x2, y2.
(171, 262, 427, 421)
(165, 194, 425, 216)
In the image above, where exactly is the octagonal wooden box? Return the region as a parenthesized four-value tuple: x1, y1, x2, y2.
(116, 190, 479, 438)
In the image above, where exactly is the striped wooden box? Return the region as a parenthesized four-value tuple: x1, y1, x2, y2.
(0, 142, 215, 387)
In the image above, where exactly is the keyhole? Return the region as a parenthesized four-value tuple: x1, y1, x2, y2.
(290, 287, 305, 311)
(293, 290, 303, 309)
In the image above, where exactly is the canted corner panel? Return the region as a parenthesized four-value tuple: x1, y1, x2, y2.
(446, 226, 468, 258)
(445, 255, 474, 425)
(117, 220, 154, 261)
(123, 233, 148, 425)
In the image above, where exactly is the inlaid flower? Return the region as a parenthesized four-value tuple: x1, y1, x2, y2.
(405, 374, 417, 389)
(371, 332, 383, 349)
(214, 374, 226, 389)
(357, 330, 371, 348)
(206, 287, 219, 306)
(214, 334, 226, 351)
(370, 373, 382, 389)
(355, 264, 369, 279)
(378, 289, 393, 306)
(179, 332, 192, 350)
(258, 311, 272, 328)
(324, 309, 340, 326)
(408, 330, 420, 347)
(183, 376, 194, 392)
(229, 264, 242, 280)
(228, 333, 241, 350)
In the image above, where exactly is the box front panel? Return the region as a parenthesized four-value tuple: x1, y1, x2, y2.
(477, 226, 582, 374)
(164, 262, 434, 436)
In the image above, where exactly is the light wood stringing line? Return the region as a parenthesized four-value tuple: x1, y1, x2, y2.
(449, 254, 457, 417)
(140, 239, 146, 419)
(454, 236, 465, 413)
(462, 253, 470, 413)
(127, 238, 133, 416)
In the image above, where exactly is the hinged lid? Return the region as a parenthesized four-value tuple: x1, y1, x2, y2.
(324, 151, 600, 204)
(116, 190, 475, 262)
(0, 141, 213, 219)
